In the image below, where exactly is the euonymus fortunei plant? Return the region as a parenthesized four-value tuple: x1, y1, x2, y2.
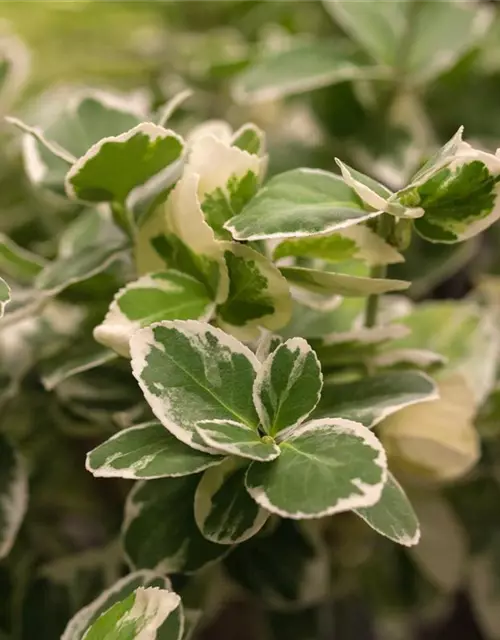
(2, 2, 500, 636)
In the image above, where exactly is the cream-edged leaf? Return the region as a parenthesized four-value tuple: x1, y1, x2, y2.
(0, 233, 47, 282)
(253, 338, 322, 435)
(194, 458, 269, 544)
(354, 472, 420, 547)
(130, 320, 260, 452)
(122, 476, 228, 574)
(195, 419, 280, 462)
(40, 346, 117, 391)
(280, 266, 410, 297)
(62, 571, 178, 640)
(316, 371, 438, 428)
(225, 168, 382, 241)
(0, 278, 10, 319)
(82, 586, 182, 640)
(246, 418, 387, 518)
(94, 270, 214, 358)
(216, 242, 291, 340)
(86, 422, 224, 480)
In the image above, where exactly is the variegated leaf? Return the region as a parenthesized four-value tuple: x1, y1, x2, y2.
(0, 435, 27, 559)
(195, 419, 280, 462)
(194, 458, 269, 544)
(86, 422, 223, 480)
(0, 278, 10, 319)
(130, 320, 260, 452)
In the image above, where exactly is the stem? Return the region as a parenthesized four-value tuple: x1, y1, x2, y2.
(364, 213, 392, 328)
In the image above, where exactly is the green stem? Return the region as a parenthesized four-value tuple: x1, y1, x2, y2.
(364, 213, 392, 328)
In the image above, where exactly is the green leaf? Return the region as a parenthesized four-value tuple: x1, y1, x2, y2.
(410, 160, 500, 244)
(253, 338, 323, 435)
(94, 270, 214, 358)
(194, 458, 269, 544)
(0, 277, 10, 319)
(324, 0, 492, 83)
(225, 519, 329, 609)
(0, 435, 27, 559)
(144, 170, 229, 303)
(195, 419, 280, 462)
(233, 41, 383, 103)
(273, 225, 403, 266)
(280, 266, 409, 297)
(66, 123, 184, 205)
(216, 242, 292, 340)
(82, 587, 182, 640)
(0, 233, 47, 282)
(245, 418, 387, 518)
(354, 472, 420, 547)
(62, 571, 178, 640)
(256, 332, 283, 362)
(407, 127, 464, 188)
(40, 346, 117, 391)
(86, 422, 224, 480)
(224, 168, 381, 241)
(123, 476, 227, 573)
(130, 320, 260, 452)
(18, 90, 144, 194)
(316, 371, 438, 428)
(35, 209, 127, 295)
(231, 123, 265, 156)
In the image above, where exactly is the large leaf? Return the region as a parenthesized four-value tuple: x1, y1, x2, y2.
(253, 338, 323, 435)
(86, 422, 224, 480)
(216, 242, 291, 340)
(245, 418, 387, 518)
(233, 40, 383, 103)
(0, 435, 27, 559)
(324, 0, 492, 83)
(195, 419, 280, 462)
(280, 266, 409, 297)
(225, 519, 329, 609)
(273, 225, 403, 266)
(18, 89, 145, 194)
(354, 472, 420, 547)
(66, 123, 184, 205)
(0, 278, 10, 319)
(316, 371, 438, 428)
(224, 168, 381, 241)
(82, 587, 181, 640)
(94, 270, 214, 357)
(122, 476, 227, 573)
(130, 321, 260, 452)
(194, 458, 269, 544)
(62, 571, 177, 640)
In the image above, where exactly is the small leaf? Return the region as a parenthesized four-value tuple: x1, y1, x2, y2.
(253, 338, 323, 435)
(0, 233, 47, 282)
(245, 418, 387, 518)
(335, 158, 398, 213)
(40, 346, 117, 391)
(196, 419, 280, 462)
(123, 476, 227, 573)
(273, 225, 403, 266)
(194, 458, 269, 544)
(216, 242, 292, 340)
(62, 571, 177, 640)
(233, 41, 383, 103)
(0, 277, 10, 319)
(130, 320, 260, 452)
(82, 587, 181, 640)
(255, 332, 283, 362)
(86, 422, 224, 480)
(0, 435, 27, 559)
(231, 123, 265, 155)
(316, 371, 438, 428)
(354, 472, 420, 547)
(66, 123, 184, 204)
(94, 270, 214, 357)
(280, 266, 409, 297)
(224, 168, 381, 241)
